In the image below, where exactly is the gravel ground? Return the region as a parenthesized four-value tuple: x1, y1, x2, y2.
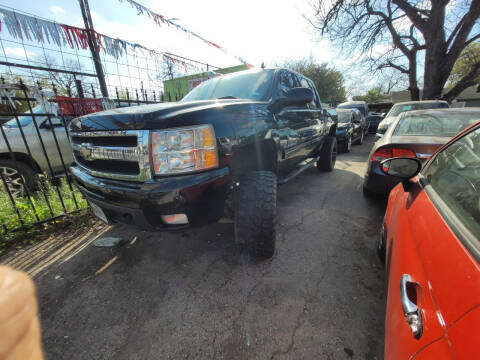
(2, 136, 387, 360)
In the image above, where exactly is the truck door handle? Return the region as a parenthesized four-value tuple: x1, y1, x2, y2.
(400, 274, 423, 339)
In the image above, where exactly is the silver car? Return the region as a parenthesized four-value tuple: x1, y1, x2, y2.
(375, 100, 449, 139)
(0, 105, 73, 195)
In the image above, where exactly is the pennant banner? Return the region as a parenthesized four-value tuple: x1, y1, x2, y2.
(118, 0, 250, 65)
(0, 7, 203, 72)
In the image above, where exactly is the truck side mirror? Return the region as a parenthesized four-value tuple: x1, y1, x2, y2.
(278, 87, 313, 108)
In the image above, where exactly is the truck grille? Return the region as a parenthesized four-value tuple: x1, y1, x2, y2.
(70, 130, 151, 181)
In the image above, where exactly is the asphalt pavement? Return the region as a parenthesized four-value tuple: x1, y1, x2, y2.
(3, 136, 387, 360)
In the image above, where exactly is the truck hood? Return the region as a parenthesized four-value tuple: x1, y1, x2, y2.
(69, 99, 265, 131)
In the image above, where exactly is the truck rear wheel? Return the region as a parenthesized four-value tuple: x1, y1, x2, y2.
(234, 171, 276, 260)
(317, 137, 337, 172)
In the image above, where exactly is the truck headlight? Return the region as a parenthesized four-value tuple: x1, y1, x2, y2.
(151, 124, 218, 175)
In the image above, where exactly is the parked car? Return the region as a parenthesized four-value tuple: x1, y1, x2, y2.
(337, 101, 369, 135)
(378, 120, 480, 359)
(363, 108, 480, 196)
(68, 68, 338, 260)
(0, 105, 73, 195)
(366, 113, 384, 133)
(376, 100, 449, 138)
(335, 108, 364, 152)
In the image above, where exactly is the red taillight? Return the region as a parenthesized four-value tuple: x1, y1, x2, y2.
(370, 147, 416, 162)
(392, 148, 416, 158)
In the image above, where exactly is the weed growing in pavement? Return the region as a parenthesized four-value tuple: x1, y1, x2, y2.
(0, 178, 88, 255)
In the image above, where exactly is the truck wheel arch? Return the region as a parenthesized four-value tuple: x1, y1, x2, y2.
(229, 139, 278, 177)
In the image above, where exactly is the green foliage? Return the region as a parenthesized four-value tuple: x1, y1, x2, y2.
(449, 42, 480, 86)
(354, 88, 389, 103)
(280, 58, 347, 104)
(0, 179, 88, 255)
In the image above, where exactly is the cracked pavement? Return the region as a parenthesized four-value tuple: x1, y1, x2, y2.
(2, 137, 386, 359)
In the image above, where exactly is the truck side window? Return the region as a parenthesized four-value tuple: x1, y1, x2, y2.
(307, 80, 321, 109)
(276, 71, 296, 98)
(298, 77, 318, 109)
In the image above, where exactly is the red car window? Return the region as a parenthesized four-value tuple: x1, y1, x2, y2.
(422, 126, 480, 257)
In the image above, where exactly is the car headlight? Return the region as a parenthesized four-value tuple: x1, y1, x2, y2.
(151, 124, 218, 175)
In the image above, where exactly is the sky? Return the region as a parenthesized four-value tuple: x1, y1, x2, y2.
(0, 0, 337, 68)
(0, 0, 385, 98)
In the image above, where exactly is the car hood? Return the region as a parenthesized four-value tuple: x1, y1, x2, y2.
(337, 123, 350, 130)
(69, 99, 264, 131)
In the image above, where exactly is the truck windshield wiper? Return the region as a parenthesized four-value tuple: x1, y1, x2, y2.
(216, 96, 237, 99)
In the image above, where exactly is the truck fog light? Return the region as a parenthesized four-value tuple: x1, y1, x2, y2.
(161, 214, 189, 225)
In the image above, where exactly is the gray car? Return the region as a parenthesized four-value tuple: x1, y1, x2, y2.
(363, 108, 480, 196)
(0, 105, 73, 195)
(375, 100, 449, 138)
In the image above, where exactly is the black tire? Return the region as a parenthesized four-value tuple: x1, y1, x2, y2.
(362, 184, 374, 198)
(317, 137, 337, 172)
(234, 171, 276, 260)
(0, 159, 37, 196)
(354, 131, 364, 145)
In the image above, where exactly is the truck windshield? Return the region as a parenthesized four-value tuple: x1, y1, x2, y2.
(181, 69, 274, 102)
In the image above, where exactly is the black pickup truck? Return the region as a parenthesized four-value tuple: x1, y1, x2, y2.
(68, 68, 337, 259)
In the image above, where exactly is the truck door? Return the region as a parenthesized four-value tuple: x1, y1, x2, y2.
(273, 70, 311, 172)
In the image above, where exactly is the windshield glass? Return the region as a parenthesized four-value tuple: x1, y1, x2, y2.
(337, 111, 351, 123)
(393, 112, 480, 137)
(337, 104, 366, 116)
(387, 102, 448, 118)
(3, 105, 44, 128)
(181, 69, 274, 102)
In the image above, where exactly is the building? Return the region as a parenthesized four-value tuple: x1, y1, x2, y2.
(163, 64, 251, 101)
(390, 85, 480, 107)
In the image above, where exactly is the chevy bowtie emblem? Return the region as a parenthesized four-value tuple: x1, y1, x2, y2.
(79, 143, 93, 161)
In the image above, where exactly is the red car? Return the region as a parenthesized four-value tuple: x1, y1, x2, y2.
(380, 120, 480, 359)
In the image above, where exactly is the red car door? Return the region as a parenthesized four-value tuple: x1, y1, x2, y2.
(384, 123, 480, 359)
(384, 184, 445, 359)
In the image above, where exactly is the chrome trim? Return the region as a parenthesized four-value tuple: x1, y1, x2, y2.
(72, 143, 140, 162)
(70, 130, 151, 181)
(415, 153, 432, 159)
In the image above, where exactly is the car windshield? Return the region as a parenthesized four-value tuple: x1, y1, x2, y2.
(181, 69, 274, 102)
(393, 112, 480, 137)
(387, 102, 448, 118)
(338, 104, 366, 116)
(3, 105, 44, 128)
(337, 112, 351, 123)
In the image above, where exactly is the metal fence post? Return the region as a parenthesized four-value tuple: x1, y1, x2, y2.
(78, 0, 109, 98)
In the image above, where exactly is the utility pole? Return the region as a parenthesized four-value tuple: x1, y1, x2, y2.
(78, 0, 109, 98)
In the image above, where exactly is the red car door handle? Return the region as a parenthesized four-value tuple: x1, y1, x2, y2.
(400, 274, 423, 339)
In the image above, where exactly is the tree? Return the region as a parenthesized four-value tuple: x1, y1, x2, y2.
(308, 0, 480, 101)
(445, 42, 480, 101)
(280, 58, 347, 104)
(354, 87, 389, 103)
(42, 56, 88, 97)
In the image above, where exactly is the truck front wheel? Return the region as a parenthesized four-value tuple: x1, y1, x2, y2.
(234, 171, 276, 260)
(317, 137, 337, 172)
